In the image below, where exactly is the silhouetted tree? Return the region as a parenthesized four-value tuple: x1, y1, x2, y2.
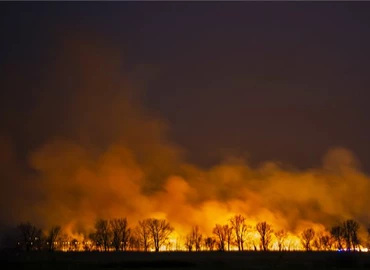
(274, 229, 287, 251)
(146, 218, 173, 252)
(256, 221, 273, 251)
(184, 233, 194, 252)
(230, 215, 248, 251)
(185, 226, 202, 251)
(204, 237, 217, 251)
(314, 232, 333, 251)
(94, 219, 111, 251)
(252, 241, 258, 251)
(17, 222, 42, 251)
(127, 233, 140, 251)
(192, 226, 203, 251)
(223, 224, 233, 251)
(342, 219, 360, 251)
(46, 226, 61, 251)
(136, 220, 151, 251)
(313, 232, 324, 251)
(213, 224, 226, 251)
(322, 235, 334, 250)
(110, 218, 131, 251)
(33, 230, 45, 251)
(301, 228, 315, 251)
(330, 225, 344, 250)
(88, 232, 100, 251)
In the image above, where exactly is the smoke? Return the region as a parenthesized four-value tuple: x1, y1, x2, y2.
(1, 31, 370, 243)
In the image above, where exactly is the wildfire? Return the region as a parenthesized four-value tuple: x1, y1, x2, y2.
(53, 217, 369, 252)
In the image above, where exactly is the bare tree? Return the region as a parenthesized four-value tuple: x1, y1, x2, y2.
(313, 232, 333, 251)
(274, 229, 287, 251)
(204, 237, 217, 251)
(145, 218, 173, 252)
(17, 222, 42, 251)
(213, 224, 226, 251)
(342, 219, 360, 251)
(184, 233, 194, 252)
(110, 218, 131, 251)
(126, 233, 140, 251)
(322, 234, 334, 250)
(330, 225, 344, 250)
(313, 232, 324, 251)
(136, 220, 151, 251)
(94, 219, 111, 251)
(192, 226, 203, 251)
(46, 226, 61, 251)
(223, 225, 233, 251)
(185, 226, 202, 251)
(230, 215, 248, 251)
(252, 241, 258, 251)
(88, 232, 100, 251)
(301, 228, 315, 251)
(256, 221, 273, 251)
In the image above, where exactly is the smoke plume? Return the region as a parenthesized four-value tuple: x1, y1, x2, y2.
(1, 31, 369, 244)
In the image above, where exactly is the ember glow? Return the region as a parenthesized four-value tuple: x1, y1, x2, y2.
(1, 29, 370, 253)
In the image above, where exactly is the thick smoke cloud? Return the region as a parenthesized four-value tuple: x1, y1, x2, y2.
(1, 31, 369, 243)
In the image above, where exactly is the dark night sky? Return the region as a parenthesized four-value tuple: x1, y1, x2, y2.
(1, 2, 370, 172)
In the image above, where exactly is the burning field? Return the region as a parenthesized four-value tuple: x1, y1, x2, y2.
(1, 32, 370, 254)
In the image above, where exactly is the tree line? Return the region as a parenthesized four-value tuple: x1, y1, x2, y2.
(4, 215, 370, 252)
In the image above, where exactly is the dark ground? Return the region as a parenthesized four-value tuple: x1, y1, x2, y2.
(1, 251, 370, 269)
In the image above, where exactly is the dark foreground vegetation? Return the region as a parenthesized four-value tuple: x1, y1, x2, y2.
(6, 217, 369, 252)
(1, 251, 370, 270)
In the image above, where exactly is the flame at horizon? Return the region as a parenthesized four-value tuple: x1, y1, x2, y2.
(1, 31, 370, 251)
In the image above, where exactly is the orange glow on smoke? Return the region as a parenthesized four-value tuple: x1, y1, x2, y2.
(2, 35, 370, 253)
